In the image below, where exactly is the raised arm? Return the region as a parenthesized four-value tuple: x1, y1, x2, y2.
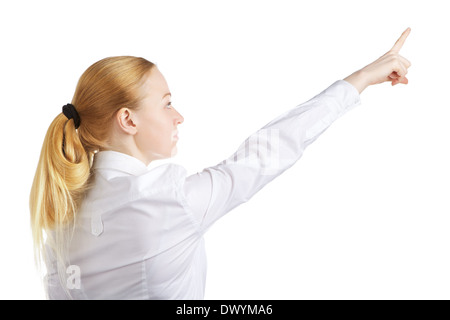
(181, 29, 412, 232)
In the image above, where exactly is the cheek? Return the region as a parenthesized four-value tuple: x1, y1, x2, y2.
(140, 117, 173, 147)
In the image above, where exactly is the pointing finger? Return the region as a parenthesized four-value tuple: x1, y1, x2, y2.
(391, 27, 411, 53)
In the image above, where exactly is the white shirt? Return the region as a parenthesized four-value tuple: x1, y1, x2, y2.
(44, 80, 361, 299)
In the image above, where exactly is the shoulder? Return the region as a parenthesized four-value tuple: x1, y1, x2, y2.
(125, 163, 190, 201)
(83, 163, 190, 215)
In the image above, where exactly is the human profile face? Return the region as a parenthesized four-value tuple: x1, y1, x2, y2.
(133, 67, 184, 164)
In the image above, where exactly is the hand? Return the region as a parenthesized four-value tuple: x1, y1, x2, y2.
(344, 28, 412, 94)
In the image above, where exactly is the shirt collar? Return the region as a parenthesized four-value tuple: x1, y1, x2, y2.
(92, 150, 149, 176)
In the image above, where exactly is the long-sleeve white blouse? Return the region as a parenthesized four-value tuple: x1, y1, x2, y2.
(44, 79, 361, 299)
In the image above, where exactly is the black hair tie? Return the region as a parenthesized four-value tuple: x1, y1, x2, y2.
(62, 103, 81, 129)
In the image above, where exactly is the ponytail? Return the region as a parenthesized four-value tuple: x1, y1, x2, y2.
(29, 112, 91, 267)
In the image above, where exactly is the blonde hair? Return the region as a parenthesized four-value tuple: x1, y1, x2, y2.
(29, 56, 156, 292)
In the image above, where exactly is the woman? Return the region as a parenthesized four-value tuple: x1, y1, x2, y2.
(30, 28, 411, 299)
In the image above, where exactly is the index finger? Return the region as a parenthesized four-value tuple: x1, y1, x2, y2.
(390, 27, 411, 52)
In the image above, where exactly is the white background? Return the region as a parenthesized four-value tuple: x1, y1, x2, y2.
(1, 0, 449, 299)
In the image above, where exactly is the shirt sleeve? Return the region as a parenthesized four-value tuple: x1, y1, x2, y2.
(182, 80, 361, 232)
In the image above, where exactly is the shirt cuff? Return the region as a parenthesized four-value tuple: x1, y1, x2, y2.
(329, 79, 361, 111)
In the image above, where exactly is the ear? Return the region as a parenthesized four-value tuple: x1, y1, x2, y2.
(115, 108, 137, 135)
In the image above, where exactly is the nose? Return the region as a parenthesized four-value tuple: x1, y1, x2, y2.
(174, 109, 184, 125)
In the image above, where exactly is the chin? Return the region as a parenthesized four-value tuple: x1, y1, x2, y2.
(169, 146, 178, 158)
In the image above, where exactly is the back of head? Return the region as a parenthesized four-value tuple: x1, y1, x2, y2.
(29, 56, 156, 293)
